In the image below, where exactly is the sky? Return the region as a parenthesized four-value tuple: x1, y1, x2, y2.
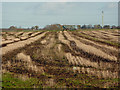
(2, 2, 118, 28)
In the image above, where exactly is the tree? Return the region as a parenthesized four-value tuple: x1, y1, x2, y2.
(9, 26, 17, 30)
(35, 26, 39, 30)
(103, 25, 110, 29)
(81, 25, 87, 29)
(117, 26, 120, 29)
(97, 24, 102, 29)
(77, 25, 81, 29)
(31, 26, 35, 30)
(111, 25, 117, 29)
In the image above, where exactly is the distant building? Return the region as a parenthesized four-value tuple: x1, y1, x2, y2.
(94, 25, 102, 29)
(56, 24, 62, 29)
(62, 25, 76, 30)
(42, 24, 119, 30)
(87, 24, 92, 29)
(43, 24, 62, 30)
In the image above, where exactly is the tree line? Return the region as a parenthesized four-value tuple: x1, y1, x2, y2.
(9, 24, 120, 31)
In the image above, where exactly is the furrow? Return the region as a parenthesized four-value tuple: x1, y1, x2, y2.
(72, 31, 118, 51)
(2, 31, 48, 55)
(1, 31, 43, 47)
(69, 31, 118, 57)
(58, 31, 118, 71)
(64, 31, 117, 61)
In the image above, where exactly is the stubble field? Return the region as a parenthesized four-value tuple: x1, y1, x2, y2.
(1, 29, 119, 88)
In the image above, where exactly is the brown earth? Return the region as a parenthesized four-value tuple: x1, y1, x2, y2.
(2, 30, 119, 88)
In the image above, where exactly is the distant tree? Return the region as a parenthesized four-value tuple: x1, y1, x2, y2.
(117, 25, 120, 29)
(35, 26, 39, 30)
(43, 25, 50, 30)
(87, 24, 92, 29)
(77, 25, 81, 29)
(31, 26, 35, 30)
(81, 25, 87, 29)
(103, 25, 110, 29)
(111, 25, 117, 29)
(94, 25, 97, 29)
(97, 24, 102, 29)
(9, 26, 17, 30)
(27, 27, 30, 30)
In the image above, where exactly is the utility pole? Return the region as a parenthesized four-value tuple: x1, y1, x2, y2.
(102, 11, 104, 28)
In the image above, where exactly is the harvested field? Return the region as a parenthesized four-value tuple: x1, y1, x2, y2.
(2, 30, 119, 88)
(78, 31, 118, 43)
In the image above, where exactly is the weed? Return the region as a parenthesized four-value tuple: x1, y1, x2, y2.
(2, 72, 43, 88)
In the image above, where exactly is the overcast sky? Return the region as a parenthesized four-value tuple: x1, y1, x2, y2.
(2, 2, 118, 28)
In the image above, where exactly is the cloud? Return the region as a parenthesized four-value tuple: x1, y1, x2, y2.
(30, 2, 76, 15)
(108, 3, 117, 8)
(100, 2, 118, 12)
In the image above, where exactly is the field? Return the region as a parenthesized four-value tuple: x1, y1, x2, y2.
(1, 29, 119, 88)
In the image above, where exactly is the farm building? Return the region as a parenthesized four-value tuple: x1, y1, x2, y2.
(62, 25, 76, 30)
(94, 25, 102, 29)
